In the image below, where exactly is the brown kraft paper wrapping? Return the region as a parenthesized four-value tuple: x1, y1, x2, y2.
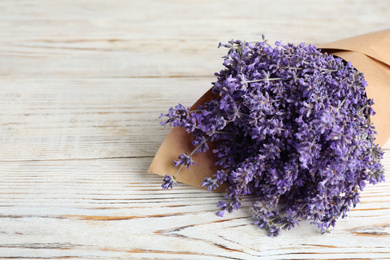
(149, 29, 390, 189)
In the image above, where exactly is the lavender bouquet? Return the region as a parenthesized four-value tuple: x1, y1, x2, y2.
(154, 35, 386, 236)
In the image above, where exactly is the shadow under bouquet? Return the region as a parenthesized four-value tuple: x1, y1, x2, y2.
(149, 30, 389, 236)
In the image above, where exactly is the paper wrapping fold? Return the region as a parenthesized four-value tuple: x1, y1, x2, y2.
(149, 30, 390, 189)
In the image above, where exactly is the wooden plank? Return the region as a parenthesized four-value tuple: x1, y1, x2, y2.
(0, 1, 389, 77)
(0, 77, 213, 161)
(0, 156, 389, 259)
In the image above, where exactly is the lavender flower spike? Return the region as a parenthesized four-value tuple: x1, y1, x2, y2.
(201, 177, 219, 191)
(174, 153, 196, 169)
(161, 174, 177, 189)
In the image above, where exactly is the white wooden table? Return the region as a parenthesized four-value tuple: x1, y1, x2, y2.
(1, 1, 389, 259)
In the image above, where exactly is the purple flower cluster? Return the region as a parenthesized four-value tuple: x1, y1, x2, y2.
(160, 37, 385, 236)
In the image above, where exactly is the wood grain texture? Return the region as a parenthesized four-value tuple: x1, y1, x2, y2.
(0, 0, 389, 259)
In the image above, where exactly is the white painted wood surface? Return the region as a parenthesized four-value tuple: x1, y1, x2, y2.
(0, 1, 389, 259)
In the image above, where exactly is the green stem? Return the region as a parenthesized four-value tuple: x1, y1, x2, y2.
(173, 164, 185, 179)
(173, 137, 211, 179)
(213, 131, 234, 135)
(337, 98, 346, 112)
(190, 137, 210, 156)
(301, 61, 338, 72)
(246, 78, 281, 83)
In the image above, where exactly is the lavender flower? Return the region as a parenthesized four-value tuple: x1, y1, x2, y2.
(174, 153, 196, 169)
(160, 104, 189, 127)
(161, 174, 177, 189)
(159, 37, 385, 236)
(201, 177, 219, 191)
